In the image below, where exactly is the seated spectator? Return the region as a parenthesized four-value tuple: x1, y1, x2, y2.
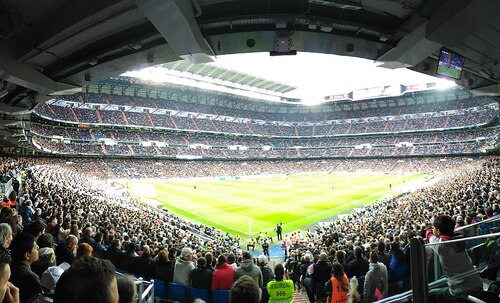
(173, 247, 195, 287)
(9, 232, 42, 303)
(0, 223, 13, 262)
(0, 254, 19, 303)
(190, 256, 213, 289)
(235, 251, 263, 287)
(426, 215, 483, 302)
(231, 275, 260, 303)
(54, 256, 119, 303)
(116, 274, 137, 303)
(211, 254, 234, 290)
(31, 247, 56, 278)
(55, 234, 77, 265)
(76, 243, 93, 259)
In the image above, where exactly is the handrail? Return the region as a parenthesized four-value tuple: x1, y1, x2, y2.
(425, 231, 500, 246)
(455, 214, 500, 232)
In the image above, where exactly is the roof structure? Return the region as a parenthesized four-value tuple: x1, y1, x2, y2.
(161, 60, 297, 94)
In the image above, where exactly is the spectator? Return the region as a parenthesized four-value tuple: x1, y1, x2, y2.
(257, 255, 273, 303)
(211, 254, 234, 290)
(235, 251, 263, 287)
(153, 249, 174, 283)
(173, 247, 195, 287)
(0, 254, 19, 303)
(132, 245, 154, 280)
(9, 232, 42, 303)
(230, 275, 260, 303)
(53, 256, 119, 303)
(105, 239, 123, 268)
(55, 235, 77, 265)
(116, 274, 137, 303)
(31, 247, 56, 278)
(426, 215, 483, 302)
(363, 252, 388, 303)
(0, 223, 13, 262)
(190, 257, 212, 290)
(346, 247, 369, 279)
(311, 252, 332, 302)
(76, 243, 94, 259)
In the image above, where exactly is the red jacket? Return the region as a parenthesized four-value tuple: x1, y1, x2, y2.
(211, 262, 234, 290)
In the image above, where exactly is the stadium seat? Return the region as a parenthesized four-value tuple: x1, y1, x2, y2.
(188, 287, 209, 303)
(211, 289, 230, 303)
(153, 279, 166, 302)
(166, 282, 188, 303)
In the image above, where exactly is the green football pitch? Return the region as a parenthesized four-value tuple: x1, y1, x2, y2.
(127, 173, 426, 238)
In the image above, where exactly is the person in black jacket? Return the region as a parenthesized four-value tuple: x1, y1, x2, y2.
(346, 246, 369, 279)
(9, 232, 42, 303)
(190, 257, 212, 289)
(132, 245, 154, 280)
(153, 249, 174, 283)
(105, 239, 123, 268)
(311, 252, 332, 302)
(55, 234, 77, 265)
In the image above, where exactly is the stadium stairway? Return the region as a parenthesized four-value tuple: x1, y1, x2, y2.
(293, 291, 309, 303)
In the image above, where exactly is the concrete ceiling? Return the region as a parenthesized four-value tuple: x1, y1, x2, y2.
(0, 0, 499, 148)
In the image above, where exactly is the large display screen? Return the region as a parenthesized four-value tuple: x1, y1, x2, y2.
(436, 48, 465, 80)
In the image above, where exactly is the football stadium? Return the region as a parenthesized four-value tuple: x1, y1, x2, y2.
(0, 1, 499, 303)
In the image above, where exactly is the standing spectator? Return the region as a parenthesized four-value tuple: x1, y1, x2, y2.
(346, 247, 369, 279)
(311, 252, 333, 302)
(426, 215, 482, 302)
(211, 254, 234, 290)
(132, 245, 154, 280)
(76, 243, 93, 259)
(190, 257, 213, 289)
(105, 239, 123, 268)
(153, 249, 174, 283)
(235, 251, 263, 287)
(257, 255, 273, 303)
(363, 252, 388, 303)
(173, 247, 195, 287)
(230, 275, 260, 303)
(9, 232, 42, 303)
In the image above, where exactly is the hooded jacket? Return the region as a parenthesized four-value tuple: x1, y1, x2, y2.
(173, 257, 195, 286)
(363, 262, 388, 303)
(235, 259, 263, 287)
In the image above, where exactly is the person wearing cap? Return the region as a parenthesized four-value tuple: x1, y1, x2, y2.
(173, 247, 195, 287)
(266, 264, 294, 303)
(258, 255, 274, 303)
(235, 252, 263, 287)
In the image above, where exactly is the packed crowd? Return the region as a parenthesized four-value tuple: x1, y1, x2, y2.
(0, 156, 497, 303)
(35, 101, 497, 137)
(58, 92, 495, 122)
(32, 134, 493, 159)
(30, 123, 499, 147)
